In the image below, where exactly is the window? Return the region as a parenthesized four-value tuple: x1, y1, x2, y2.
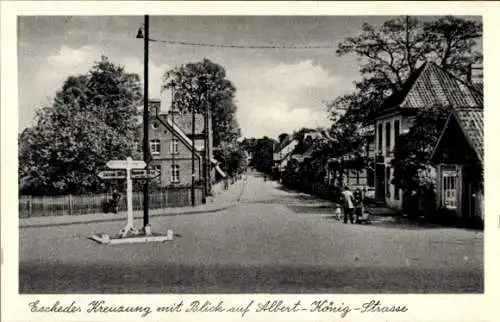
(386, 167, 391, 197)
(170, 164, 180, 183)
(150, 139, 160, 154)
(385, 122, 391, 157)
(378, 123, 383, 153)
(442, 165, 458, 209)
(170, 138, 179, 154)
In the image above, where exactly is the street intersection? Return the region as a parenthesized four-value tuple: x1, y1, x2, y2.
(19, 174, 483, 293)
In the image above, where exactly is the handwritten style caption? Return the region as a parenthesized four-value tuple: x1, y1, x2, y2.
(28, 299, 408, 318)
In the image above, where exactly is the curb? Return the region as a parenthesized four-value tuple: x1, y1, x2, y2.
(20, 178, 247, 229)
(19, 204, 234, 229)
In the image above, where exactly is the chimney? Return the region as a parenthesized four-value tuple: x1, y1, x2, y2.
(468, 63, 483, 84)
(160, 88, 173, 114)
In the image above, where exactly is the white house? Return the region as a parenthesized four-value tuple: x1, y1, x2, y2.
(373, 62, 482, 209)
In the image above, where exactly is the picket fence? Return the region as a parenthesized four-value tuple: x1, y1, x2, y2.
(19, 187, 204, 218)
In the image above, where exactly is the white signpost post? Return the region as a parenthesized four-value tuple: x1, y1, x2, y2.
(94, 157, 175, 243)
(104, 157, 147, 237)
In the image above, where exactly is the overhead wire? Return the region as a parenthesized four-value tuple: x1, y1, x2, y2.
(148, 37, 336, 50)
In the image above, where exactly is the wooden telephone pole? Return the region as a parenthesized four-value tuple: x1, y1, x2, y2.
(141, 15, 150, 230)
(204, 94, 211, 199)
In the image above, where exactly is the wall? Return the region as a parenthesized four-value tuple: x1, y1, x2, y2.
(343, 168, 370, 189)
(146, 97, 216, 188)
(341, 139, 375, 190)
(149, 158, 202, 187)
(375, 113, 413, 209)
(137, 115, 204, 187)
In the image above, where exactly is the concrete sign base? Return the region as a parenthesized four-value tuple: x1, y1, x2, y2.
(90, 230, 174, 245)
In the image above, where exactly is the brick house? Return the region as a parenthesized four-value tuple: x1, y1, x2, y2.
(136, 95, 225, 189)
(373, 62, 483, 209)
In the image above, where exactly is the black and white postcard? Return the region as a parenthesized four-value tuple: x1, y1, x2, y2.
(2, 1, 499, 321)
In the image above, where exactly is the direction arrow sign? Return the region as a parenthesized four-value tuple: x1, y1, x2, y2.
(131, 169, 161, 179)
(106, 159, 146, 169)
(98, 170, 126, 180)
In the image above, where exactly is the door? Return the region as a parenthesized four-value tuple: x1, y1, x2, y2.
(441, 165, 458, 210)
(375, 164, 385, 200)
(462, 166, 478, 220)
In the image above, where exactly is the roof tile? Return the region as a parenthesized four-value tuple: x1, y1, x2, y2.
(454, 108, 483, 162)
(378, 62, 483, 115)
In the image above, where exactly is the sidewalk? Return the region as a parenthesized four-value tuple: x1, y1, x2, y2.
(365, 205, 401, 216)
(19, 178, 248, 228)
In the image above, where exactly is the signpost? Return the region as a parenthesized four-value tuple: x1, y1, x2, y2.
(98, 157, 149, 237)
(107, 159, 146, 170)
(131, 169, 160, 180)
(97, 170, 126, 180)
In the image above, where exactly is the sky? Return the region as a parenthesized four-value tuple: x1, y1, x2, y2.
(17, 15, 481, 139)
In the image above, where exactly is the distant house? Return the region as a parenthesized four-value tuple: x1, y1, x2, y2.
(136, 97, 225, 188)
(289, 129, 339, 184)
(340, 125, 375, 190)
(430, 107, 483, 223)
(291, 146, 314, 164)
(273, 136, 299, 175)
(374, 62, 483, 209)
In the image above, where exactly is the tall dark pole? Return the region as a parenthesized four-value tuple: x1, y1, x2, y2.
(191, 107, 196, 206)
(204, 94, 210, 198)
(142, 15, 150, 228)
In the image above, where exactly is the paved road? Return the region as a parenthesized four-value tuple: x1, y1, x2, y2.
(19, 174, 483, 293)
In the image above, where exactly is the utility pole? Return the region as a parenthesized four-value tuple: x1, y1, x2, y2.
(171, 90, 176, 184)
(142, 15, 150, 232)
(191, 103, 196, 206)
(204, 93, 210, 199)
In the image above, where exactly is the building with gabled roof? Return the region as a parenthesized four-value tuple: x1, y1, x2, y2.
(273, 136, 299, 173)
(430, 107, 483, 223)
(374, 61, 483, 209)
(136, 96, 225, 190)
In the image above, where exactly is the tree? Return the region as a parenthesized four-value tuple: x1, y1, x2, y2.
(214, 141, 249, 178)
(282, 158, 301, 187)
(391, 104, 451, 192)
(323, 16, 482, 190)
(19, 56, 142, 195)
(338, 16, 481, 91)
(162, 58, 241, 147)
(248, 136, 276, 174)
(334, 16, 482, 126)
(278, 133, 289, 144)
(423, 16, 483, 76)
